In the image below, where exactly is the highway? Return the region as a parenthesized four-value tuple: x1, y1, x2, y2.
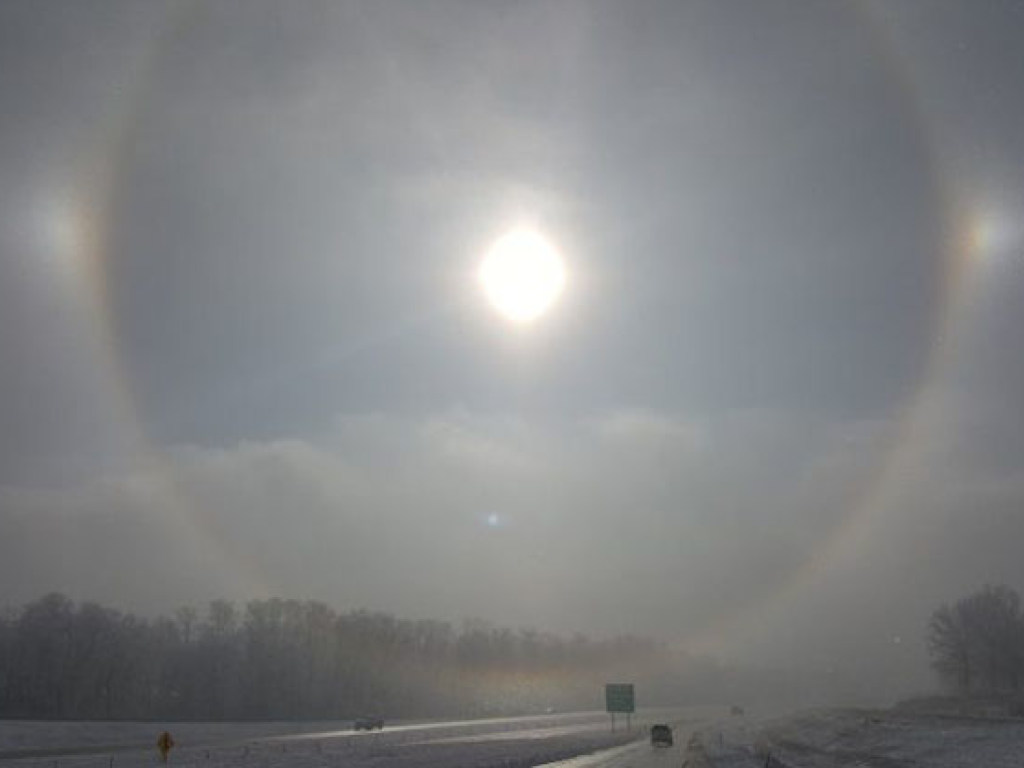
(0, 708, 728, 768)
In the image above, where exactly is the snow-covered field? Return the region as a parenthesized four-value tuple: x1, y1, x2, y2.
(0, 721, 346, 755)
(698, 707, 1024, 767)
(0, 710, 707, 768)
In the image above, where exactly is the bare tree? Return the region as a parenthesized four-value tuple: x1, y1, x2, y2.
(960, 584, 1023, 693)
(175, 605, 198, 645)
(0, 592, 703, 720)
(928, 602, 972, 693)
(928, 584, 1024, 695)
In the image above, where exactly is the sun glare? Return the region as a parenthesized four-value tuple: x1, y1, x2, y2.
(479, 227, 566, 323)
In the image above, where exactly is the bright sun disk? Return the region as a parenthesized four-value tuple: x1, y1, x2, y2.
(479, 227, 566, 323)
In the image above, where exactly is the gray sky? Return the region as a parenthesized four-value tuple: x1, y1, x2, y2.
(2, 0, 1024, 701)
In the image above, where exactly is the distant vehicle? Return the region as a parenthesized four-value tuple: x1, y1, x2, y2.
(650, 724, 673, 747)
(354, 717, 384, 731)
(730, 705, 745, 716)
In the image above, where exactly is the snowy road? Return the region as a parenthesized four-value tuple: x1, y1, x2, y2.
(540, 723, 711, 768)
(0, 708, 723, 768)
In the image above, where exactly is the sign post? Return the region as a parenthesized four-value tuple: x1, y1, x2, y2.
(604, 683, 635, 732)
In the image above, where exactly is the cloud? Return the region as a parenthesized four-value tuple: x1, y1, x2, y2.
(589, 408, 700, 445)
(3, 403, 1024, 702)
(0, 408, 879, 632)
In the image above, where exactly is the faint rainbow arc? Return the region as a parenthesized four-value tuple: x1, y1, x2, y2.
(70, 0, 272, 599)
(69, 3, 992, 630)
(687, 1, 987, 653)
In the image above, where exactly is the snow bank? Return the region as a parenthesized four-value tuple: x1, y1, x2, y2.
(708, 707, 1024, 767)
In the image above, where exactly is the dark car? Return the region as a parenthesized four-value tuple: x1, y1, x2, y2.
(354, 717, 384, 731)
(650, 724, 673, 747)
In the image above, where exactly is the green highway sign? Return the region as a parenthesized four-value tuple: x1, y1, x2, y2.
(605, 683, 635, 713)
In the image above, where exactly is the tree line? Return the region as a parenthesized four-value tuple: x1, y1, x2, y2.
(0, 593, 706, 721)
(927, 583, 1024, 695)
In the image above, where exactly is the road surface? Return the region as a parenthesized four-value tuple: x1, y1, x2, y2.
(0, 708, 726, 768)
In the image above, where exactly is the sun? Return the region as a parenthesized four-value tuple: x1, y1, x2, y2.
(479, 227, 566, 323)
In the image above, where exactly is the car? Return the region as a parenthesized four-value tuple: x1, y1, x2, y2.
(354, 717, 384, 731)
(650, 724, 673, 747)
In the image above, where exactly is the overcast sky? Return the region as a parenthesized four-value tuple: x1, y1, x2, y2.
(2, 0, 1024, 701)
